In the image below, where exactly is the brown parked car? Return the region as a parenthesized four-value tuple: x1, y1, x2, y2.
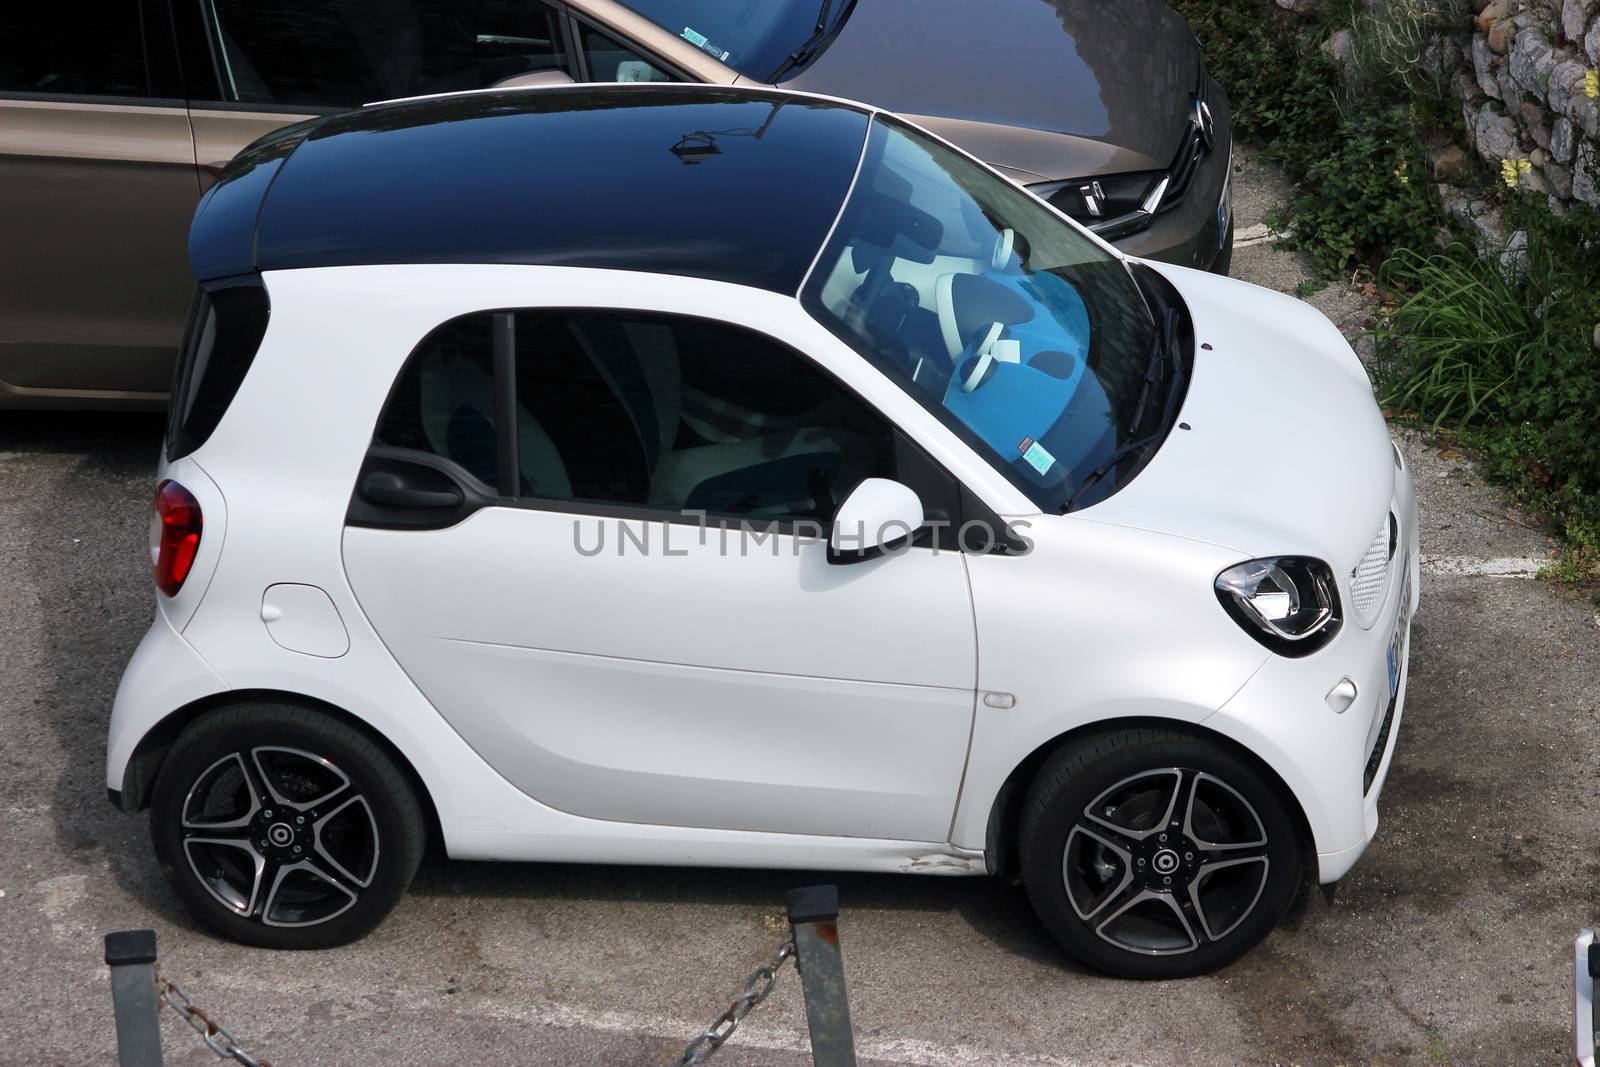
(0, 1, 1230, 410)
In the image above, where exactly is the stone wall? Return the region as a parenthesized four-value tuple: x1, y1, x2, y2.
(1460, 0, 1600, 210)
(1279, 0, 1599, 216)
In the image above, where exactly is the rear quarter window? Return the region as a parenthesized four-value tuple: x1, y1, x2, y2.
(166, 278, 271, 460)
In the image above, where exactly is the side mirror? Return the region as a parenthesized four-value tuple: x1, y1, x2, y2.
(491, 69, 577, 89)
(828, 479, 924, 565)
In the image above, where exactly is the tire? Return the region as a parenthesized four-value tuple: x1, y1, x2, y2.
(1018, 726, 1304, 979)
(150, 703, 424, 949)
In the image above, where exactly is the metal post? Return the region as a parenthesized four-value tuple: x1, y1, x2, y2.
(105, 929, 164, 1067)
(1579, 929, 1598, 1067)
(785, 885, 857, 1067)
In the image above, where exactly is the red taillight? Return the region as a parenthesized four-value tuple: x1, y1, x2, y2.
(150, 480, 203, 597)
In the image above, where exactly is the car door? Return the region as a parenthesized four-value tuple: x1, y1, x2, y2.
(0, 5, 197, 402)
(173, 0, 587, 181)
(341, 307, 979, 842)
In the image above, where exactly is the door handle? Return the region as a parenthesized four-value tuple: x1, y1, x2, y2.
(360, 471, 463, 509)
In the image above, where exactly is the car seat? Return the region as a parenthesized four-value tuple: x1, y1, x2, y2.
(561, 317, 870, 520)
(415, 345, 573, 498)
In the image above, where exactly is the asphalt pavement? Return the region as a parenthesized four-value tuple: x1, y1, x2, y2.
(2, 148, 1596, 1066)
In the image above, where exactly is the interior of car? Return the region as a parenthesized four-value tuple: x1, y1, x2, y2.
(811, 133, 1113, 482)
(379, 309, 895, 526)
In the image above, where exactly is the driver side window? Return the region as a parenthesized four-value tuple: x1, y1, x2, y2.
(378, 309, 923, 530)
(512, 311, 894, 526)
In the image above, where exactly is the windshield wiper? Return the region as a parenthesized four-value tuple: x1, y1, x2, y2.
(1064, 306, 1182, 513)
(768, 0, 837, 81)
(811, 0, 836, 34)
(1062, 431, 1164, 513)
(1128, 305, 1179, 435)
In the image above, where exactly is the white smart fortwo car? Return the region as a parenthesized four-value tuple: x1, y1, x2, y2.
(109, 84, 1418, 979)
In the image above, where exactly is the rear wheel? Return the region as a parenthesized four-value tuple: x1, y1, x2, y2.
(150, 703, 423, 949)
(1018, 727, 1304, 978)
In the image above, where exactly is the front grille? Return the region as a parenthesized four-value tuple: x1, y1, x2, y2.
(1364, 672, 1400, 794)
(1160, 127, 1207, 210)
(1157, 69, 1214, 212)
(1350, 516, 1392, 627)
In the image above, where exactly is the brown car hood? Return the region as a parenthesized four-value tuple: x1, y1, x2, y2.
(784, 0, 1201, 176)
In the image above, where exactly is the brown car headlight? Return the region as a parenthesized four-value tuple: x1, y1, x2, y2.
(1215, 556, 1342, 657)
(1031, 171, 1166, 239)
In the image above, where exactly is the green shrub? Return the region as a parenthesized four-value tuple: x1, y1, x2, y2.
(1171, 0, 1341, 160)
(1173, 0, 1431, 272)
(1284, 107, 1435, 273)
(1373, 242, 1544, 424)
(1379, 211, 1600, 544)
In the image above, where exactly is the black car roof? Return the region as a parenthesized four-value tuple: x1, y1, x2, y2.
(189, 86, 873, 294)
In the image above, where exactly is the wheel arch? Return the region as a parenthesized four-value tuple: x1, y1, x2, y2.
(116, 689, 442, 847)
(981, 716, 1315, 880)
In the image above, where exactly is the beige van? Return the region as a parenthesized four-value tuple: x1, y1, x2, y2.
(0, 1, 1229, 409)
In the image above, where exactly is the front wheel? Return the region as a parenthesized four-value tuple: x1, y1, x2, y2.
(150, 703, 424, 949)
(1018, 727, 1305, 979)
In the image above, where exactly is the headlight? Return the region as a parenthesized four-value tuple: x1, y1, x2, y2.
(1214, 556, 1342, 656)
(1030, 171, 1166, 240)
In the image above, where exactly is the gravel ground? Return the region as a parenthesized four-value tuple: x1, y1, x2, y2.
(1, 148, 1595, 1066)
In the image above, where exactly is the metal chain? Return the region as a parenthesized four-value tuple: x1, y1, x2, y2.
(672, 939, 795, 1067)
(156, 973, 274, 1067)
(149, 940, 797, 1067)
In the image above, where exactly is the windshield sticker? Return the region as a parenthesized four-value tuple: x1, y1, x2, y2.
(1022, 440, 1056, 476)
(680, 26, 731, 62)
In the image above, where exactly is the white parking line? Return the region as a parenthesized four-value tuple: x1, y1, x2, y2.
(236, 984, 1108, 1067)
(1419, 555, 1545, 578)
(1230, 222, 1278, 248)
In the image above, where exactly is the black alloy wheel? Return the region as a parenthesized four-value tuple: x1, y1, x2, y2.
(150, 704, 423, 949)
(1019, 726, 1304, 978)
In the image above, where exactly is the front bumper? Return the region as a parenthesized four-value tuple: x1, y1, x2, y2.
(1205, 447, 1421, 883)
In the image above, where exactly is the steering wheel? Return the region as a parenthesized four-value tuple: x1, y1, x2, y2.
(856, 260, 899, 317)
(991, 227, 1016, 270)
(853, 261, 920, 373)
(957, 322, 1005, 394)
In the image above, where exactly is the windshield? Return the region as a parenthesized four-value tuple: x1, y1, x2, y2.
(801, 117, 1163, 514)
(614, 0, 847, 80)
